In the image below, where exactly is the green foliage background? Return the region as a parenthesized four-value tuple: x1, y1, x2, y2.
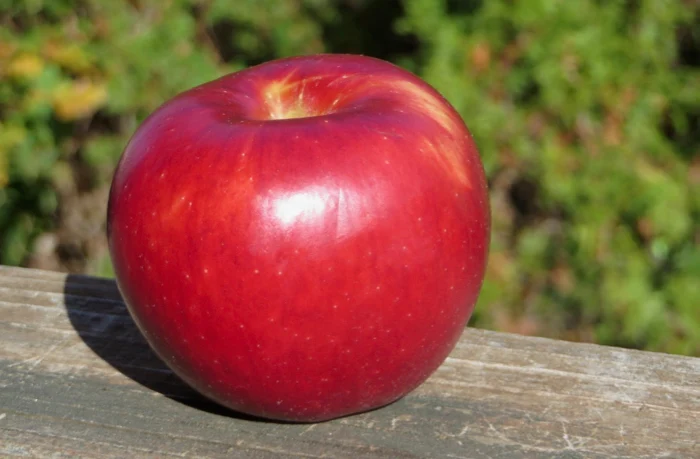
(1, 0, 698, 355)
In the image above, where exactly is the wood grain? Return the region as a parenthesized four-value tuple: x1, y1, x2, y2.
(1, 265, 698, 458)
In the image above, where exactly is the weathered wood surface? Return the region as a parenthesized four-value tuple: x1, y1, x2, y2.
(0, 265, 698, 458)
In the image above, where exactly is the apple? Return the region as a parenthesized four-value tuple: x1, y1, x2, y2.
(107, 54, 489, 422)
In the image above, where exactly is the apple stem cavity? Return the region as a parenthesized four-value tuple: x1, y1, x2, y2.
(264, 77, 322, 120)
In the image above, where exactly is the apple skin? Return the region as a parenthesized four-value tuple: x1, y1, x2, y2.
(107, 54, 489, 422)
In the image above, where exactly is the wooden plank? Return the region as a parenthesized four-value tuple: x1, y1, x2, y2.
(1, 265, 699, 458)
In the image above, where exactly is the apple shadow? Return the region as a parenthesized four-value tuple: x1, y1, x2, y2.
(63, 273, 272, 423)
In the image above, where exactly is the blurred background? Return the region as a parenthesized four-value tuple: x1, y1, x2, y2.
(1, 0, 698, 355)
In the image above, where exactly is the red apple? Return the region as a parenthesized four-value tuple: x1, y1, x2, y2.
(107, 54, 489, 422)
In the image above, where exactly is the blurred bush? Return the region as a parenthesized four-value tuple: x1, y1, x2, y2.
(1, 0, 698, 355)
